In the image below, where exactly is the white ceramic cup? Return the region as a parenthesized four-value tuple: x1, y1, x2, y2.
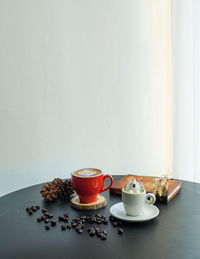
(122, 188, 156, 216)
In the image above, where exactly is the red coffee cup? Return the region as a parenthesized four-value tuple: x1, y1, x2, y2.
(72, 168, 113, 203)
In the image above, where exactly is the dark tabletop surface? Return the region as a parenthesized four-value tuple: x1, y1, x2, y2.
(0, 175, 200, 259)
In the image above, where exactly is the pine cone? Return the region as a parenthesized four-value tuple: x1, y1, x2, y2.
(40, 183, 59, 201)
(52, 178, 62, 187)
(58, 179, 74, 199)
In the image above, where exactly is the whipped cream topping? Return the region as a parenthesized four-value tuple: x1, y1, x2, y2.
(123, 178, 145, 194)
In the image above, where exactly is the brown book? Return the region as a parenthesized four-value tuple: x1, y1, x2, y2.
(110, 175, 182, 203)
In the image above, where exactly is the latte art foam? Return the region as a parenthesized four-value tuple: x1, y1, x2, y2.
(78, 169, 97, 176)
(73, 168, 102, 177)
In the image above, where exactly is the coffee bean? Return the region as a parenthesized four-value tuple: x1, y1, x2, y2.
(101, 234, 107, 240)
(109, 215, 115, 221)
(63, 218, 68, 223)
(44, 219, 49, 224)
(89, 231, 95, 236)
(63, 213, 69, 217)
(95, 227, 99, 233)
(45, 225, 50, 230)
(118, 228, 124, 234)
(113, 222, 118, 227)
(37, 217, 42, 222)
(71, 222, 77, 228)
(67, 225, 72, 229)
(76, 226, 81, 230)
(97, 221, 102, 224)
(77, 229, 83, 234)
(102, 230, 107, 235)
(58, 216, 64, 221)
(42, 208, 47, 213)
(28, 211, 33, 215)
(50, 220, 57, 226)
(77, 224, 84, 229)
(32, 206, 37, 212)
(26, 207, 30, 212)
(96, 232, 102, 238)
(49, 214, 53, 219)
(103, 219, 108, 224)
(35, 205, 40, 210)
(40, 216, 45, 221)
(44, 212, 49, 217)
(61, 224, 67, 230)
(81, 216, 86, 220)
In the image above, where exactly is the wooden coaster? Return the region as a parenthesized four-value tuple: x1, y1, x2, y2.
(71, 195, 107, 210)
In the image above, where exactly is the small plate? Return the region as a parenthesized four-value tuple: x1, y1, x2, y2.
(110, 202, 159, 222)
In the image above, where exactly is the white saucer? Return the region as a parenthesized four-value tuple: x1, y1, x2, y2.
(110, 202, 159, 222)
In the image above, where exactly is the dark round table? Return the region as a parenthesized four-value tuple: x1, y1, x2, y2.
(0, 175, 199, 259)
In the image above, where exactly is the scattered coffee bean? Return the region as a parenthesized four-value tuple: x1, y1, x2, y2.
(58, 216, 64, 221)
(95, 227, 99, 233)
(102, 230, 107, 235)
(35, 205, 40, 210)
(113, 222, 118, 227)
(28, 211, 33, 215)
(49, 214, 53, 219)
(71, 222, 77, 228)
(101, 234, 107, 240)
(109, 215, 114, 222)
(61, 224, 67, 230)
(45, 225, 50, 230)
(64, 213, 69, 217)
(44, 212, 49, 217)
(67, 225, 71, 229)
(76, 226, 81, 231)
(118, 228, 124, 234)
(63, 218, 68, 223)
(50, 220, 57, 226)
(42, 208, 47, 213)
(103, 219, 108, 224)
(32, 206, 37, 212)
(77, 229, 83, 234)
(44, 219, 49, 224)
(37, 217, 42, 222)
(89, 231, 95, 236)
(26, 207, 30, 212)
(97, 232, 102, 238)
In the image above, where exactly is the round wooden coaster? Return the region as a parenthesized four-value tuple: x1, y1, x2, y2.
(71, 195, 107, 210)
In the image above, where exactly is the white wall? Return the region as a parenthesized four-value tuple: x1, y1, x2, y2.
(0, 0, 172, 197)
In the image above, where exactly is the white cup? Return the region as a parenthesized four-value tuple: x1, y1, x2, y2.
(122, 188, 156, 216)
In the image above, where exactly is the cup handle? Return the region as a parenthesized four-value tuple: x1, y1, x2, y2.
(101, 175, 113, 193)
(145, 193, 156, 205)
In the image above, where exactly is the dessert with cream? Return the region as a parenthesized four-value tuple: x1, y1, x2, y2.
(123, 178, 145, 194)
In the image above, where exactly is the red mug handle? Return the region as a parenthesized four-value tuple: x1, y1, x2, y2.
(101, 175, 113, 193)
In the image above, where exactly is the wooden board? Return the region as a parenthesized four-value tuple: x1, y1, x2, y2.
(110, 174, 182, 203)
(71, 195, 107, 210)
